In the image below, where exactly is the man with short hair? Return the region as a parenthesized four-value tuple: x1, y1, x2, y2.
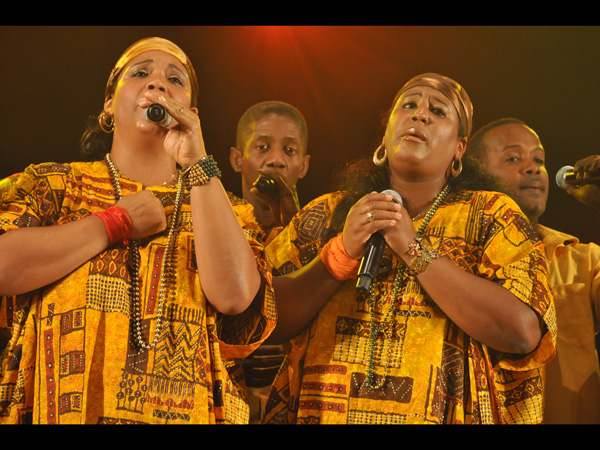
(467, 118, 600, 423)
(230, 101, 310, 243)
(230, 101, 311, 422)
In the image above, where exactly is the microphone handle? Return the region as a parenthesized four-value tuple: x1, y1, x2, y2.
(355, 189, 402, 294)
(355, 233, 386, 294)
(563, 172, 600, 186)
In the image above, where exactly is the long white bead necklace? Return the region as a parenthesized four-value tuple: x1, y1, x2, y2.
(105, 153, 184, 349)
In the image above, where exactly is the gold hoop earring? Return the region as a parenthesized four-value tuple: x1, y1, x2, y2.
(450, 158, 463, 178)
(373, 144, 387, 166)
(99, 111, 114, 134)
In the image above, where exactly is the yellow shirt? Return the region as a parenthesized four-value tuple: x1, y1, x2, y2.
(264, 190, 556, 424)
(0, 161, 276, 424)
(539, 225, 600, 424)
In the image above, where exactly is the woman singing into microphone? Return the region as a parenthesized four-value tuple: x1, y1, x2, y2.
(0, 37, 274, 424)
(262, 73, 556, 424)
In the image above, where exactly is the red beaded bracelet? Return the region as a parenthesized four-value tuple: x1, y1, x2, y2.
(92, 206, 133, 246)
(320, 234, 360, 280)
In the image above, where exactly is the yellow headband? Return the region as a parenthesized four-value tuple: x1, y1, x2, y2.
(395, 73, 473, 139)
(105, 37, 199, 108)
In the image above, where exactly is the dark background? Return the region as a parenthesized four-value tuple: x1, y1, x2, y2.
(2, 25, 599, 243)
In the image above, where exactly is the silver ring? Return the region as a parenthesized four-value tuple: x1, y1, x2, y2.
(366, 211, 375, 222)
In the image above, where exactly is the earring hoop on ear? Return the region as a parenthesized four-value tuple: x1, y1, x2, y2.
(450, 157, 463, 178)
(99, 111, 115, 134)
(373, 144, 387, 166)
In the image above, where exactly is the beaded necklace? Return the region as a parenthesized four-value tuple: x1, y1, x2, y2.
(362, 184, 449, 389)
(105, 153, 184, 350)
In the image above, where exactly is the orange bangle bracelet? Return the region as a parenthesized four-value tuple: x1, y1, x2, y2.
(320, 234, 360, 280)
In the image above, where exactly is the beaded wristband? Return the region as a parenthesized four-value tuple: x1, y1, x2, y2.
(320, 234, 360, 280)
(183, 155, 222, 188)
(407, 238, 438, 276)
(92, 206, 133, 245)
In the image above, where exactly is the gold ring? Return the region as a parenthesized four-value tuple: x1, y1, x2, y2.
(366, 211, 375, 222)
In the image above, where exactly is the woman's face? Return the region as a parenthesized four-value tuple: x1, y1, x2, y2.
(383, 85, 465, 182)
(105, 50, 195, 133)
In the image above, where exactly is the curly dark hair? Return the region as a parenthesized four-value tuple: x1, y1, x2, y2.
(80, 115, 113, 161)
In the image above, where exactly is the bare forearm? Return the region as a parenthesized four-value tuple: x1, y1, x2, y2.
(0, 216, 110, 295)
(190, 178, 262, 315)
(415, 257, 543, 354)
(267, 257, 342, 344)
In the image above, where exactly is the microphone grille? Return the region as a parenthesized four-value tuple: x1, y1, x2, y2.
(381, 189, 403, 205)
(555, 165, 574, 190)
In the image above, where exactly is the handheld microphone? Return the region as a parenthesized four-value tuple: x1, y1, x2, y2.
(556, 165, 600, 190)
(253, 175, 278, 194)
(144, 103, 172, 128)
(355, 189, 403, 294)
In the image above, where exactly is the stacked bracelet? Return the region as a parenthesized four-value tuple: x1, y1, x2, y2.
(407, 237, 438, 276)
(92, 206, 133, 246)
(320, 234, 360, 280)
(183, 155, 222, 188)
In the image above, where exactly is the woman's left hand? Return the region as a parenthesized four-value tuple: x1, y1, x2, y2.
(139, 93, 206, 168)
(379, 203, 418, 264)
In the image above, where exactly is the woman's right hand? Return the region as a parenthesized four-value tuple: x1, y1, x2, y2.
(342, 192, 403, 259)
(115, 190, 167, 240)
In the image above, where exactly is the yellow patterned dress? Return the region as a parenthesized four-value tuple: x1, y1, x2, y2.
(0, 161, 276, 424)
(263, 190, 556, 424)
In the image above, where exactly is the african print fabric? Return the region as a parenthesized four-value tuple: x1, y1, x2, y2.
(263, 190, 556, 424)
(0, 161, 276, 424)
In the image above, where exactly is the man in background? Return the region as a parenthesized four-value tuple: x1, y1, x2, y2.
(230, 101, 310, 244)
(467, 118, 600, 423)
(230, 101, 310, 422)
